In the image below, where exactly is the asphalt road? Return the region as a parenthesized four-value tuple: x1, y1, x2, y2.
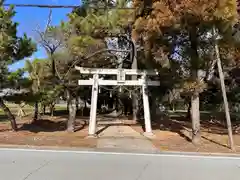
(0, 148, 240, 180)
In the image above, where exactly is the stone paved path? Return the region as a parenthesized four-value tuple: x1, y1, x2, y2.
(96, 125, 158, 152)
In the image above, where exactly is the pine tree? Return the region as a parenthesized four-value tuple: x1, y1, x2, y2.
(132, 0, 238, 144)
(0, 1, 36, 130)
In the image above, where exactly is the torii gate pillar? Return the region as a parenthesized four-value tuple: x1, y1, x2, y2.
(88, 74, 99, 137)
(142, 73, 154, 137)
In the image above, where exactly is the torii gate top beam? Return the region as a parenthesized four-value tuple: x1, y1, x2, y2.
(75, 66, 159, 76)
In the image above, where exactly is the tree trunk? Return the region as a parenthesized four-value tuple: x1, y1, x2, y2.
(131, 39, 139, 121)
(67, 90, 70, 112)
(150, 94, 157, 121)
(83, 99, 88, 116)
(132, 94, 138, 120)
(67, 103, 69, 111)
(186, 100, 191, 119)
(0, 98, 17, 131)
(191, 92, 201, 144)
(50, 53, 56, 78)
(50, 104, 55, 117)
(67, 91, 76, 132)
(189, 26, 201, 144)
(33, 102, 39, 122)
(115, 95, 119, 112)
(17, 104, 26, 119)
(113, 98, 116, 110)
(43, 105, 46, 114)
(76, 97, 79, 110)
(172, 103, 175, 112)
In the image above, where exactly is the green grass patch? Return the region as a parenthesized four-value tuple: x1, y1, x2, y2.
(0, 110, 4, 115)
(55, 105, 67, 111)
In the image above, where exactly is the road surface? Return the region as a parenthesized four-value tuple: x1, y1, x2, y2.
(0, 148, 240, 180)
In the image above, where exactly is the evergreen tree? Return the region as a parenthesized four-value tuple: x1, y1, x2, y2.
(0, 1, 36, 130)
(132, 0, 238, 144)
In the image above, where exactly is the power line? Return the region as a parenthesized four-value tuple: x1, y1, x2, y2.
(3, 3, 80, 8)
(3, 3, 135, 10)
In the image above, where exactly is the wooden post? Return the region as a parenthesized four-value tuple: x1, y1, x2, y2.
(142, 73, 154, 138)
(88, 73, 99, 136)
(213, 26, 235, 150)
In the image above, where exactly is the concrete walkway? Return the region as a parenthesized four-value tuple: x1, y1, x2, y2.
(97, 125, 158, 152)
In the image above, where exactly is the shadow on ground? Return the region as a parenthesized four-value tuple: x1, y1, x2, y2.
(48, 108, 90, 117)
(145, 112, 240, 148)
(0, 115, 8, 122)
(18, 118, 87, 133)
(16, 108, 91, 133)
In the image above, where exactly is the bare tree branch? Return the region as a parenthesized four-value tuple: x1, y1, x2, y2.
(44, 9, 52, 35)
(63, 48, 131, 80)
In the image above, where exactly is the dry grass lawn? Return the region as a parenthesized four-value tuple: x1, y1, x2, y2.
(0, 116, 96, 148)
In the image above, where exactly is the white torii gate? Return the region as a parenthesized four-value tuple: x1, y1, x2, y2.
(75, 66, 160, 138)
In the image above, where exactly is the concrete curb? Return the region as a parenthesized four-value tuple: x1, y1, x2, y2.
(0, 144, 239, 157)
(158, 150, 240, 158)
(0, 144, 93, 152)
